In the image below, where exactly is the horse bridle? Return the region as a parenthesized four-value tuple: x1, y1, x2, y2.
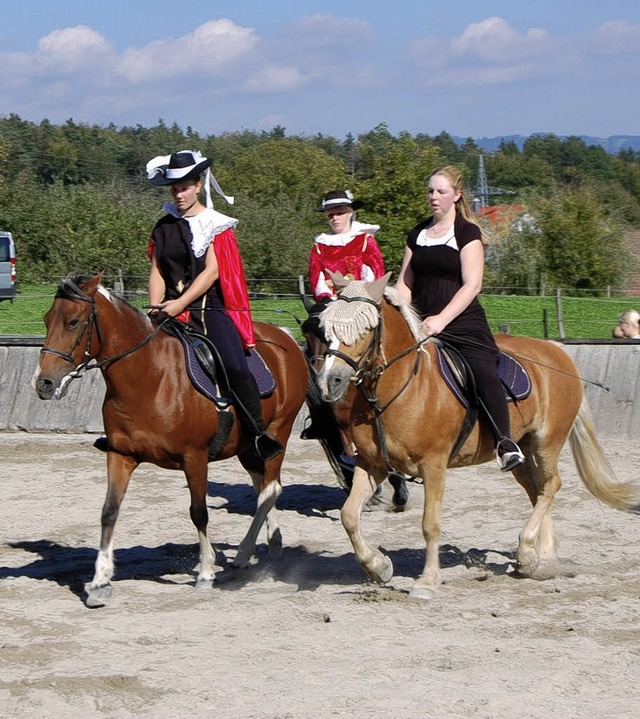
(322, 292, 428, 471)
(40, 279, 104, 378)
(323, 294, 427, 388)
(322, 296, 382, 381)
(40, 277, 169, 379)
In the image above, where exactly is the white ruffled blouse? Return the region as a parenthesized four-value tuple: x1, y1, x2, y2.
(164, 203, 239, 258)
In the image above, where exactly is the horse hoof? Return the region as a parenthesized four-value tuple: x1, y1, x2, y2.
(409, 585, 436, 601)
(268, 528, 283, 558)
(392, 488, 409, 509)
(517, 560, 559, 581)
(195, 576, 214, 590)
(389, 474, 409, 508)
(379, 559, 393, 584)
(367, 555, 393, 584)
(232, 555, 251, 570)
(516, 551, 541, 579)
(85, 584, 112, 608)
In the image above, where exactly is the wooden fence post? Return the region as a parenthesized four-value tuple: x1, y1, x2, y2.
(556, 288, 565, 339)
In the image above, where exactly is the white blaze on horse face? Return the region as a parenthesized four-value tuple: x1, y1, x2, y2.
(319, 336, 358, 403)
(316, 336, 339, 397)
(324, 337, 339, 373)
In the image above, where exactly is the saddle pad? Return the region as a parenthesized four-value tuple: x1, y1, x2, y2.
(436, 346, 531, 409)
(175, 332, 275, 403)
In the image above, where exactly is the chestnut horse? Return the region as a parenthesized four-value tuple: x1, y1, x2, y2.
(35, 273, 308, 607)
(315, 274, 640, 599)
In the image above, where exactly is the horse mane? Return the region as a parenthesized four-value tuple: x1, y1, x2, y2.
(382, 286, 426, 342)
(56, 273, 96, 301)
(56, 273, 153, 327)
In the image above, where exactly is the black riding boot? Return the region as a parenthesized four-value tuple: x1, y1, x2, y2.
(230, 375, 284, 461)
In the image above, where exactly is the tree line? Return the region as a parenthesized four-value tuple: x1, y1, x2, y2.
(0, 114, 638, 294)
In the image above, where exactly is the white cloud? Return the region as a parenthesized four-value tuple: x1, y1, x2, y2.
(243, 64, 306, 93)
(117, 19, 259, 83)
(408, 17, 569, 88)
(452, 17, 552, 62)
(0, 12, 638, 136)
(591, 19, 640, 55)
(36, 25, 113, 74)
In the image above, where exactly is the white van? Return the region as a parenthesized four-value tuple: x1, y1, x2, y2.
(0, 231, 16, 302)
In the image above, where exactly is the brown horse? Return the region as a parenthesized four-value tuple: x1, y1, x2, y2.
(34, 273, 308, 607)
(315, 273, 640, 599)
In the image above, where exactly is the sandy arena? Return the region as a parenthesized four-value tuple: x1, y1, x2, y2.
(1, 432, 640, 718)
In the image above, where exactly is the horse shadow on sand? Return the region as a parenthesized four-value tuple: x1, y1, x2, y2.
(0, 480, 516, 604)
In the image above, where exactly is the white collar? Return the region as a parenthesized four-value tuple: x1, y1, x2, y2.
(416, 224, 457, 248)
(165, 204, 238, 257)
(314, 220, 380, 247)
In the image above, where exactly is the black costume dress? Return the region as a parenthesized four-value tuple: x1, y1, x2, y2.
(151, 213, 250, 385)
(407, 213, 510, 442)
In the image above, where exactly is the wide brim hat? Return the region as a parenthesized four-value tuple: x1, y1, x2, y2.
(147, 150, 212, 186)
(314, 189, 363, 212)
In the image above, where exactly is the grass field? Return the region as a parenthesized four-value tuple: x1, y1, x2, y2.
(1, 283, 638, 341)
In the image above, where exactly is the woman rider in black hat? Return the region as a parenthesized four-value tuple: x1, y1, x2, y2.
(146, 150, 282, 461)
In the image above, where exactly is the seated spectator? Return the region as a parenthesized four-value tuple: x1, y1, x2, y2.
(617, 309, 640, 339)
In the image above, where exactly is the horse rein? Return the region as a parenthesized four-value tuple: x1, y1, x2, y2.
(437, 330, 611, 392)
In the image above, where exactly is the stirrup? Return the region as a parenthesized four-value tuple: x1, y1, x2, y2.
(496, 439, 525, 472)
(254, 432, 284, 461)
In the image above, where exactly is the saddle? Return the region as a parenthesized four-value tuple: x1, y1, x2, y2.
(163, 319, 275, 406)
(435, 343, 531, 460)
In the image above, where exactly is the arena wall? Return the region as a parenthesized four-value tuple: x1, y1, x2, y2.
(0, 342, 638, 439)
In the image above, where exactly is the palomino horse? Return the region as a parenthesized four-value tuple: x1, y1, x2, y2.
(315, 273, 640, 599)
(302, 310, 409, 508)
(34, 273, 308, 607)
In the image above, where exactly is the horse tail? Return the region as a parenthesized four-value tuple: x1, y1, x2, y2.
(569, 396, 640, 515)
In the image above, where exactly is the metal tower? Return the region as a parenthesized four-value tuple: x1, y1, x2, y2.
(473, 155, 516, 209)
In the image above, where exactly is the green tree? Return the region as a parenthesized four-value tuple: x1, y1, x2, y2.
(535, 187, 629, 292)
(0, 174, 156, 283)
(428, 131, 463, 164)
(232, 138, 349, 210)
(355, 136, 443, 271)
(485, 214, 544, 294)
(488, 186, 633, 295)
(234, 191, 312, 283)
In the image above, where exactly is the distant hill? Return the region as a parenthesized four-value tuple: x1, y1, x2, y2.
(453, 134, 640, 154)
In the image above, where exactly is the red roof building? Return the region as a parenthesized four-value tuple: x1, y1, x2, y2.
(476, 204, 526, 244)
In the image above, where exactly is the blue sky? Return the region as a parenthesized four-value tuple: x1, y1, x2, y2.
(2, 0, 640, 139)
